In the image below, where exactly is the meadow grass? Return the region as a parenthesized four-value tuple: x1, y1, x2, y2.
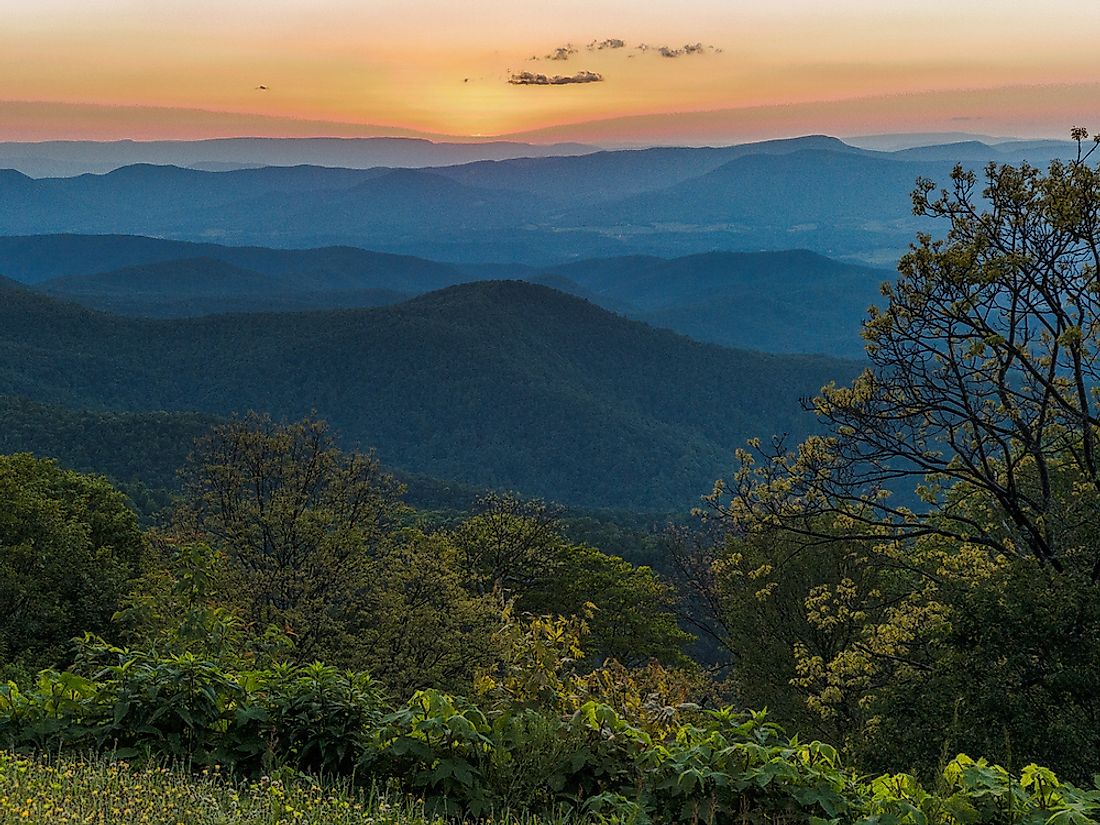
(0, 750, 536, 825)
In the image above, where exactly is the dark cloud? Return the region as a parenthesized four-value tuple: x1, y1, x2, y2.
(656, 42, 707, 58)
(516, 37, 719, 78)
(547, 45, 577, 60)
(587, 38, 626, 51)
(508, 70, 604, 86)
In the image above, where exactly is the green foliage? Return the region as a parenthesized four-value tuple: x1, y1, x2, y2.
(0, 454, 143, 676)
(453, 496, 691, 665)
(863, 558, 1100, 783)
(3, 636, 1100, 823)
(114, 541, 283, 665)
(0, 643, 387, 776)
(174, 415, 405, 665)
(354, 530, 502, 697)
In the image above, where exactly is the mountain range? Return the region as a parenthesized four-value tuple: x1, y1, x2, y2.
(1, 234, 889, 357)
(0, 136, 1081, 265)
(0, 136, 599, 178)
(0, 277, 858, 509)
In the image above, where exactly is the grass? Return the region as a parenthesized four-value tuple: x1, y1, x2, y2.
(0, 751, 495, 825)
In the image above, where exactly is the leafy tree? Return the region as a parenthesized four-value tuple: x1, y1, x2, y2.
(452, 494, 691, 664)
(353, 529, 502, 697)
(173, 414, 404, 665)
(0, 454, 143, 674)
(698, 130, 1100, 781)
(717, 129, 1100, 575)
(450, 494, 565, 597)
(115, 540, 293, 667)
(521, 542, 691, 666)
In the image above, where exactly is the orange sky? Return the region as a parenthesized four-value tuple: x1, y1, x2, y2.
(2, 0, 1099, 142)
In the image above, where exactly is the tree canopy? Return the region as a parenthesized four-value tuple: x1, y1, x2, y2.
(716, 130, 1100, 577)
(0, 454, 143, 674)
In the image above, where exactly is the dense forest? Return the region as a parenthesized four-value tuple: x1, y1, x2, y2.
(6, 138, 1100, 824)
(0, 277, 857, 508)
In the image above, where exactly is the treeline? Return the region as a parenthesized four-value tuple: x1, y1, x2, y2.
(2, 425, 1099, 823)
(4, 409, 1100, 821)
(0, 418, 687, 687)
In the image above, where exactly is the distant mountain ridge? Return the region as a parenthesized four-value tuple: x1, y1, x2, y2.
(0, 135, 1082, 264)
(38, 256, 412, 317)
(0, 234, 466, 289)
(538, 248, 889, 357)
(0, 136, 600, 178)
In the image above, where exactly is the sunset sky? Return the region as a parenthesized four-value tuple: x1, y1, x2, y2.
(3, 0, 1098, 143)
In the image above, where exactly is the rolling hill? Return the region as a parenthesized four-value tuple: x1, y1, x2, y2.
(7, 237, 887, 355)
(0, 278, 858, 509)
(39, 257, 411, 317)
(0, 234, 466, 290)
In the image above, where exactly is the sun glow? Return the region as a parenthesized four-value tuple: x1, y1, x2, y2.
(2, 0, 1099, 141)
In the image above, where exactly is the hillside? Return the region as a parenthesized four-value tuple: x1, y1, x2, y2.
(0, 234, 466, 289)
(0, 394, 216, 510)
(40, 257, 410, 317)
(8, 237, 887, 355)
(543, 249, 890, 357)
(0, 279, 858, 509)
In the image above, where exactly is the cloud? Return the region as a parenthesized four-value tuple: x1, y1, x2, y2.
(508, 70, 604, 86)
(547, 45, 577, 61)
(656, 43, 707, 58)
(516, 37, 719, 76)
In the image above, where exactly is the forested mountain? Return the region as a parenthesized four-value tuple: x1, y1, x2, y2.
(0, 136, 1079, 263)
(557, 149, 948, 264)
(40, 257, 410, 317)
(428, 135, 860, 203)
(0, 278, 857, 508)
(6, 236, 886, 356)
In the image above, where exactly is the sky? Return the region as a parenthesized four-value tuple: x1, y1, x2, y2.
(2, 0, 1099, 143)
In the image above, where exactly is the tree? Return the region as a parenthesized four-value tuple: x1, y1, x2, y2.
(0, 454, 143, 674)
(451, 494, 691, 665)
(354, 529, 502, 697)
(698, 129, 1100, 781)
(174, 414, 404, 664)
(450, 494, 565, 597)
(716, 129, 1100, 577)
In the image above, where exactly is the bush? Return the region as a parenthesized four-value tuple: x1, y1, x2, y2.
(5, 647, 1100, 823)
